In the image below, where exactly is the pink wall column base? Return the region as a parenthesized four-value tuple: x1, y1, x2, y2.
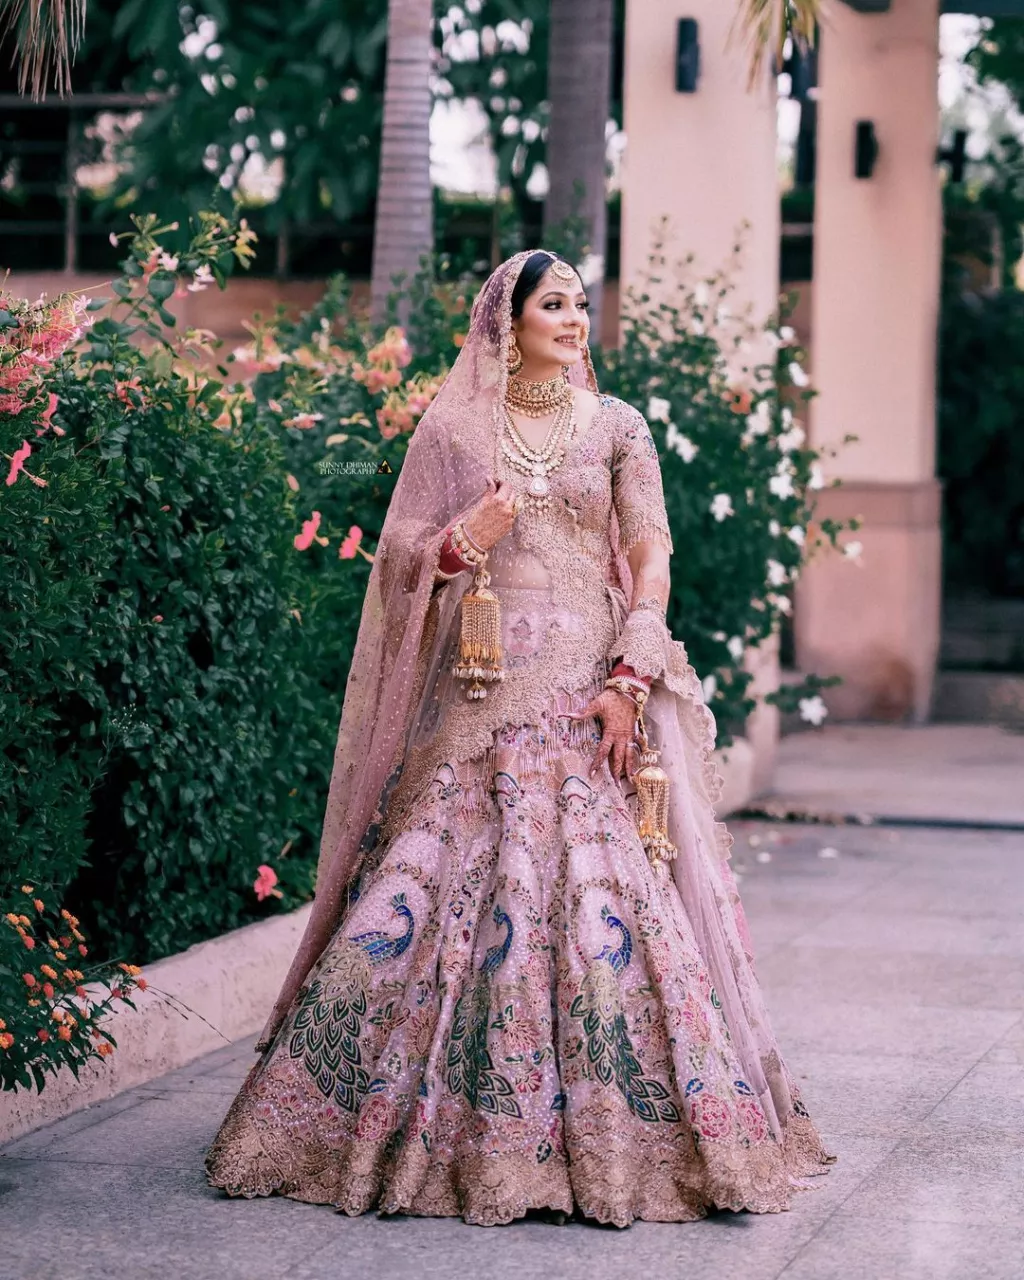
(795, 481, 942, 723)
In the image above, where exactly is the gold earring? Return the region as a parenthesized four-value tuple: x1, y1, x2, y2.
(507, 334, 523, 374)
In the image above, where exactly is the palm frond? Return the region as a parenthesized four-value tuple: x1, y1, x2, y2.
(0, 0, 87, 99)
(732, 0, 822, 88)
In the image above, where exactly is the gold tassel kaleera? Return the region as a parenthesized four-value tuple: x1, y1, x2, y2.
(453, 560, 505, 700)
(633, 700, 677, 876)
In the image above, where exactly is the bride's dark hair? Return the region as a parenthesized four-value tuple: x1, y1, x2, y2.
(510, 251, 581, 318)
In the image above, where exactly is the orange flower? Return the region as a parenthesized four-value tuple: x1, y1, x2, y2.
(0, 1018, 5, 1030)
(22, 886, 35, 894)
(18, 915, 30, 926)
(42, 982, 54, 998)
(75, 986, 87, 999)
(78, 944, 88, 956)
(5, 912, 19, 925)
(136, 978, 148, 991)
(33, 898, 44, 913)
(55, 951, 67, 961)
(453, 332, 466, 348)
(98, 1043, 113, 1057)
(23, 973, 36, 988)
(51, 1008, 64, 1021)
(37, 1028, 50, 1042)
(22, 935, 36, 949)
(57, 1025, 72, 1041)
(727, 386, 753, 415)
(0, 1033, 14, 1050)
(40, 964, 58, 979)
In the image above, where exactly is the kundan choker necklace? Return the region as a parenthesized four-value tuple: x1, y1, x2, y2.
(502, 377, 576, 512)
(505, 371, 574, 418)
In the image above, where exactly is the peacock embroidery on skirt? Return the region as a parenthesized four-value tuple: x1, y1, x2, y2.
(570, 905, 681, 1125)
(445, 902, 523, 1118)
(288, 894, 416, 1112)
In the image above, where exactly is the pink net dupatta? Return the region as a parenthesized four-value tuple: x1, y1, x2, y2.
(257, 252, 559, 1049)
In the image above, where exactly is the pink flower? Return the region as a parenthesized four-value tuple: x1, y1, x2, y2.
(338, 525, 363, 559)
(282, 412, 323, 430)
(253, 864, 282, 902)
(294, 510, 325, 552)
(354, 1094, 398, 1142)
(37, 393, 65, 436)
(0, 393, 26, 416)
(693, 1094, 733, 1141)
(5, 440, 31, 486)
(151, 615, 163, 623)
(737, 1098, 769, 1143)
(285, 474, 300, 492)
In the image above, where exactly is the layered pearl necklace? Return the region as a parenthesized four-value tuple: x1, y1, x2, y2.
(502, 372, 576, 512)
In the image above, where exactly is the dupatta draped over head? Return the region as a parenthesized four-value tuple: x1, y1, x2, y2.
(258, 251, 813, 1153)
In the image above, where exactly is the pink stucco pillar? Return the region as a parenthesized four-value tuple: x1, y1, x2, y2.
(620, 0, 781, 787)
(797, 0, 943, 722)
(620, 1, 779, 325)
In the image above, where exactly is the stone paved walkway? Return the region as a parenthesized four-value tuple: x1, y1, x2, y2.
(2, 820, 1022, 1280)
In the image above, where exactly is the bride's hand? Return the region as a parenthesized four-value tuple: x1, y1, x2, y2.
(461, 479, 520, 553)
(570, 689, 639, 780)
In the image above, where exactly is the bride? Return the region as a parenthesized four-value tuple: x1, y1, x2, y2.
(206, 249, 834, 1227)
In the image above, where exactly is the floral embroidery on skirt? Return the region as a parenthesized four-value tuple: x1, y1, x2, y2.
(206, 681, 833, 1228)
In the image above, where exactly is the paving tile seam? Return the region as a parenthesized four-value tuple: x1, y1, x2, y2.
(770, 1133, 908, 1280)
(0, 1093, 156, 1156)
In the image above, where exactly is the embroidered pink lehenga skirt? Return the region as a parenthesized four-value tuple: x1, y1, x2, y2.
(206, 609, 833, 1226)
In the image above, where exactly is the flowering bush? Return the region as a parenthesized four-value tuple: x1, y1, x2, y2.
(0, 885, 145, 1093)
(598, 246, 859, 736)
(2, 214, 334, 971)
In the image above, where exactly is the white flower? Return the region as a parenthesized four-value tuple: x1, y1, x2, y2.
(789, 361, 810, 388)
(755, 850, 772, 864)
(809, 462, 825, 490)
(666, 422, 698, 462)
(727, 635, 745, 662)
(777, 424, 806, 453)
(188, 263, 215, 292)
(769, 469, 795, 500)
(576, 252, 604, 288)
(712, 630, 727, 642)
(647, 396, 671, 423)
(780, 326, 796, 344)
(702, 674, 718, 701)
(787, 526, 805, 547)
(844, 540, 864, 562)
(157, 252, 179, 272)
(766, 559, 788, 587)
(818, 846, 840, 860)
(108, 232, 119, 247)
(710, 493, 734, 522)
(798, 695, 829, 726)
(768, 592, 792, 616)
(769, 519, 781, 537)
(745, 400, 772, 438)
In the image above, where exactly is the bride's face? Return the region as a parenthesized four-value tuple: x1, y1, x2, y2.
(512, 266, 589, 373)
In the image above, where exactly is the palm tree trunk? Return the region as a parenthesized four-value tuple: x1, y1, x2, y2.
(370, 0, 434, 325)
(543, 0, 614, 345)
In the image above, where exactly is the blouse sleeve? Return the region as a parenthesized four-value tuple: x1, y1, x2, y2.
(611, 402, 675, 556)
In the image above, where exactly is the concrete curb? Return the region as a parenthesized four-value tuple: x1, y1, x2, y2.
(0, 744, 756, 1147)
(0, 903, 312, 1147)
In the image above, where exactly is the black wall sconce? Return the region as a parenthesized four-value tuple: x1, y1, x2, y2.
(855, 121, 878, 179)
(937, 129, 968, 184)
(676, 18, 700, 93)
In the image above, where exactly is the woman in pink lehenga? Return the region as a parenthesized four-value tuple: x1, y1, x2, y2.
(205, 251, 835, 1227)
